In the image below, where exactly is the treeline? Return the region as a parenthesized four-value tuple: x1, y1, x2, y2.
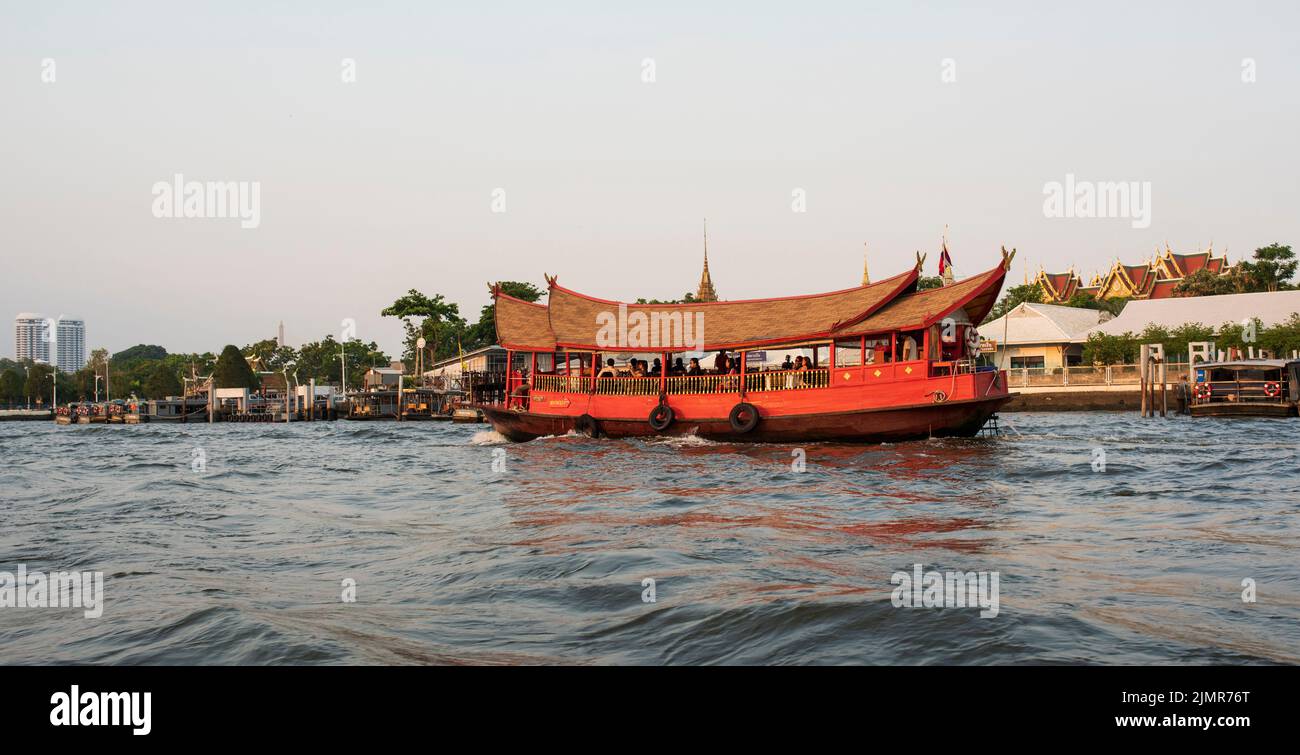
(0, 333, 390, 406)
(0, 279, 546, 406)
(1081, 315, 1300, 365)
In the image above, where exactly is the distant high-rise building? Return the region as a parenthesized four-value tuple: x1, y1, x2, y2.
(278, 321, 285, 348)
(55, 318, 86, 372)
(14, 313, 50, 364)
(13, 313, 85, 372)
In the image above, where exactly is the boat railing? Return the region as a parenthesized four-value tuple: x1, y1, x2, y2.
(594, 376, 663, 395)
(1195, 379, 1288, 404)
(535, 370, 836, 396)
(742, 368, 829, 392)
(664, 374, 737, 394)
(533, 374, 588, 393)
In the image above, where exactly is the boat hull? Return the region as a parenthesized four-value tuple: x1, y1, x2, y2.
(480, 394, 1011, 443)
(1190, 402, 1296, 418)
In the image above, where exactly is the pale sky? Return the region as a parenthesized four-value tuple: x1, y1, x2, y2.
(3, 1, 1298, 358)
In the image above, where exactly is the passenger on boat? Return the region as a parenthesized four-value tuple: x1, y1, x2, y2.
(902, 335, 919, 361)
(671, 358, 686, 376)
(630, 360, 647, 377)
(597, 359, 617, 378)
(686, 358, 704, 376)
(782, 355, 794, 370)
(713, 351, 729, 374)
(649, 358, 662, 377)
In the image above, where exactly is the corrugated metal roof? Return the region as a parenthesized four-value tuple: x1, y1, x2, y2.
(1091, 290, 1300, 335)
(980, 302, 1108, 344)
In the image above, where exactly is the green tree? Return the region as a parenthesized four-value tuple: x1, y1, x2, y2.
(1165, 322, 1216, 362)
(381, 289, 467, 366)
(242, 338, 297, 371)
(984, 283, 1044, 323)
(213, 344, 259, 390)
(295, 336, 388, 390)
(916, 276, 944, 291)
(1082, 332, 1137, 365)
(24, 362, 55, 404)
(0, 369, 23, 404)
(1240, 243, 1296, 292)
(1173, 267, 1241, 297)
(1259, 313, 1300, 357)
(144, 362, 184, 399)
(1064, 292, 1127, 316)
(1215, 318, 1265, 355)
(112, 344, 167, 362)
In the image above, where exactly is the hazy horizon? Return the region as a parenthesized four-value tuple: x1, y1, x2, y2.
(4, 1, 1298, 359)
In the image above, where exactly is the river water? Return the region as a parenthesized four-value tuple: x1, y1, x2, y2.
(1, 412, 1296, 665)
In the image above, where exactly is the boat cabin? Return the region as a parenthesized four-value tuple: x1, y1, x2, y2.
(1190, 359, 1300, 417)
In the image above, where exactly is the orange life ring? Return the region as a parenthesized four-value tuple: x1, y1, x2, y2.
(1193, 383, 1212, 400)
(1264, 381, 1281, 398)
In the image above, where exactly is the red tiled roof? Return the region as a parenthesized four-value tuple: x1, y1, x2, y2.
(543, 267, 920, 351)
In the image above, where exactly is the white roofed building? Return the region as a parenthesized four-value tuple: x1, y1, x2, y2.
(1089, 290, 1300, 337)
(980, 303, 1111, 370)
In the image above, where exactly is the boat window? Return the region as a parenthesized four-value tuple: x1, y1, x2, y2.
(898, 330, 923, 362)
(864, 336, 891, 364)
(835, 340, 862, 367)
(535, 353, 556, 373)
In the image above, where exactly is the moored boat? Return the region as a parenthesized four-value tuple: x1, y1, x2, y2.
(476, 248, 1018, 443)
(1190, 359, 1299, 417)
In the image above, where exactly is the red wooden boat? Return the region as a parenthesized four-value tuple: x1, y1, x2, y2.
(478, 248, 1017, 443)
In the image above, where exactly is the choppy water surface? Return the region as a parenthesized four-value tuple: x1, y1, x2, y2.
(1, 413, 1297, 665)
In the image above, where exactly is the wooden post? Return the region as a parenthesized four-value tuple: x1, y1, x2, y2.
(1139, 345, 1148, 417)
(1159, 358, 1167, 417)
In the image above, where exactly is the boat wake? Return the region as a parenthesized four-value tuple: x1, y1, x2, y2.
(468, 430, 510, 445)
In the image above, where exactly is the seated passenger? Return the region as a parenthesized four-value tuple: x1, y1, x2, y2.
(781, 355, 794, 370)
(649, 358, 662, 377)
(686, 358, 704, 376)
(902, 335, 919, 361)
(671, 358, 686, 376)
(630, 360, 647, 377)
(713, 350, 729, 374)
(597, 358, 617, 378)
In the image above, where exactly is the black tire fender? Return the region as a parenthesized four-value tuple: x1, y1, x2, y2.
(728, 402, 760, 433)
(574, 413, 599, 438)
(648, 404, 674, 431)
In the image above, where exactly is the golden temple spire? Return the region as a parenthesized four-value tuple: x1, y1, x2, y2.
(861, 242, 870, 285)
(695, 218, 718, 302)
